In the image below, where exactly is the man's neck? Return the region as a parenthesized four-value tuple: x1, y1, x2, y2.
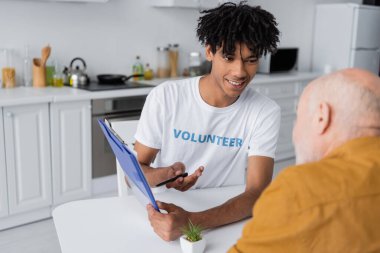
(322, 128, 380, 159)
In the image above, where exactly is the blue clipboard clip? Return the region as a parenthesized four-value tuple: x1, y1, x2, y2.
(98, 118, 160, 212)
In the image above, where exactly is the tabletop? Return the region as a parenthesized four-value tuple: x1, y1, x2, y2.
(53, 185, 247, 253)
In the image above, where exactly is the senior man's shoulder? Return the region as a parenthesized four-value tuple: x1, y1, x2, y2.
(262, 162, 321, 199)
(250, 163, 321, 222)
(268, 159, 351, 210)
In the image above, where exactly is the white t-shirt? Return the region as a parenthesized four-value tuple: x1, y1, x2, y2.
(135, 76, 281, 188)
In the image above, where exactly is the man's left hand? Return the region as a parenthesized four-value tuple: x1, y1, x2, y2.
(147, 201, 191, 241)
(166, 166, 204, 192)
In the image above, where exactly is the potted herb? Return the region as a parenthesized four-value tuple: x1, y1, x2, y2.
(180, 220, 206, 253)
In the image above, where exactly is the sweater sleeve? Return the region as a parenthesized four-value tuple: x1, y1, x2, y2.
(227, 170, 307, 253)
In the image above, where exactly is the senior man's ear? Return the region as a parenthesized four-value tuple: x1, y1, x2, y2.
(316, 101, 331, 135)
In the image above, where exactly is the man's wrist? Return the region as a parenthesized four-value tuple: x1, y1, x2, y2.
(142, 165, 169, 187)
(188, 211, 209, 230)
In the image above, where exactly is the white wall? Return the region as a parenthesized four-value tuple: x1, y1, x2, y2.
(0, 0, 360, 85)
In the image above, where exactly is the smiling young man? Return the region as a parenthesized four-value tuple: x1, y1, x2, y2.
(133, 2, 280, 241)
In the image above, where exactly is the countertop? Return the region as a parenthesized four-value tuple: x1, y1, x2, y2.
(0, 86, 153, 107)
(0, 72, 321, 107)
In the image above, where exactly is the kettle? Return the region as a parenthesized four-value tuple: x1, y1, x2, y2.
(69, 57, 89, 87)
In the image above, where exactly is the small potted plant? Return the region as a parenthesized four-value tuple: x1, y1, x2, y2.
(180, 220, 206, 253)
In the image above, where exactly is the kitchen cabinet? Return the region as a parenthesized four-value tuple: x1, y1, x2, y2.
(3, 103, 52, 215)
(152, 0, 219, 8)
(0, 109, 8, 218)
(253, 77, 312, 163)
(50, 0, 108, 2)
(0, 0, 108, 2)
(252, 77, 314, 177)
(50, 100, 92, 205)
(0, 99, 92, 230)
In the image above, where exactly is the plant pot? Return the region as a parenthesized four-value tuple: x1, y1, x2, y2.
(180, 236, 206, 253)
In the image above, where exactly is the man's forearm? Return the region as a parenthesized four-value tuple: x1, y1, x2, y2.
(125, 163, 168, 187)
(139, 164, 169, 187)
(189, 188, 263, 229)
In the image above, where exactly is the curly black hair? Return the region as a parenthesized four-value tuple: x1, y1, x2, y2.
(196, 1, 279, 57)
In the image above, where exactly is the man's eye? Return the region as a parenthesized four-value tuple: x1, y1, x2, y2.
(223, 55, 234, 61)
(246, 58, 258, 64)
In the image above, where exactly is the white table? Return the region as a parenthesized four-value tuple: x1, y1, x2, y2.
(53, 185, 247, 253)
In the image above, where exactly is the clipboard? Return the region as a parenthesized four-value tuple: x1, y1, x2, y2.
(98, 118, 160, 211)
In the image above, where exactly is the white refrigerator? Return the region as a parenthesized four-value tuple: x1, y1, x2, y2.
(312, 3, 380, 75)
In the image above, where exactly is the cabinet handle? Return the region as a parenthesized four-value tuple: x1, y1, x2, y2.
(6, 112, 13, 117)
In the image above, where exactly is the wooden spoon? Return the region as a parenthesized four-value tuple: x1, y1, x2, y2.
(41, 45, 51, 66)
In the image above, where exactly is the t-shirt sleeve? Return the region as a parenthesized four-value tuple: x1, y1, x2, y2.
(248, 101, 281, 158)
(134, 87, 164, 149)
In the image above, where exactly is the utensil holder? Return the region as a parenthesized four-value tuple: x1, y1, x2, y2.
(33, 58, 46, 87)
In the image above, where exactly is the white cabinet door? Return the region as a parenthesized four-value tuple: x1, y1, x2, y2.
(275, 114, 296, 161)
(350, 49, 380, 74)
(4, 104, 52, 215)
(0, 109, 9, 218)
(255, 81, 298, 161)
(353, 6, 380, 49)
(50, 100, 92, 204)
(153, 0, 218, 8)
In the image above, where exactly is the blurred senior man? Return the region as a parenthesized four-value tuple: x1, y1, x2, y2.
(228, 68, 380, 253)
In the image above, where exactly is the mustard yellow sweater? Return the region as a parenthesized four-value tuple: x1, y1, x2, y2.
(229, 137, 380, 253)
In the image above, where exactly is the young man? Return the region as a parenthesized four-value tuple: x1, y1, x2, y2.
(228, 68, 380, 252)
(134, 2, 280, 241)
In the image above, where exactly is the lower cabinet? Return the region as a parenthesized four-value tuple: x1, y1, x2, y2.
(0, 109, 8, 218)
(0, 100, 92, 230)
(3, 104, 52, 215)
(50, 100, 92, 205)
(253, 76, 315, 167)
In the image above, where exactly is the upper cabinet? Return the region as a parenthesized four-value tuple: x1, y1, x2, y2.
(48, 0, 108, 2)
(152, 0, 219, 8)
(0, 0, 108, 2)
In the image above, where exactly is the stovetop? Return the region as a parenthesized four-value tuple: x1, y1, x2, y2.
(75, 81, 154, 91)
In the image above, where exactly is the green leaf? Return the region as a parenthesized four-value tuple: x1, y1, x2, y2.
(181, 219, 203, 242)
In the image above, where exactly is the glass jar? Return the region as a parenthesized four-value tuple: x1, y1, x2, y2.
(53, 60, 64, 87)
(144, 63, 154, 80)
(46, 59, 56, 86)
(157, 46, 170, 78)
(1, 49, 16, 88)
(169, 44, 179, 77)
(189, 52, 202, 77)
(23, 45, 32, 87)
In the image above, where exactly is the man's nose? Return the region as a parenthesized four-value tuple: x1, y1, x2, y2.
(231, 60, 246, 78)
